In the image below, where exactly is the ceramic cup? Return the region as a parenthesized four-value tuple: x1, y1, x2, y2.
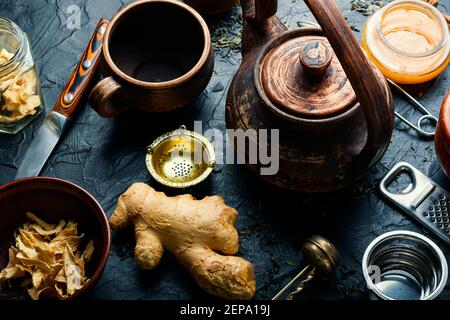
(89, 0, 214, 117)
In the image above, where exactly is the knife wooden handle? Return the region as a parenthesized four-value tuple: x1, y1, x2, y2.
(53, 18, 109, 120)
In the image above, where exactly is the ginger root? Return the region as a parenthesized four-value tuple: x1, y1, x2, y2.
(109, 183, 256, 300)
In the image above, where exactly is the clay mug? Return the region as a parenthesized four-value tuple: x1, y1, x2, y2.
(89, 0, 214, 117)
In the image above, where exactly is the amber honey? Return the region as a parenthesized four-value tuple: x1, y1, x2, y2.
(362, 0, 450, 84)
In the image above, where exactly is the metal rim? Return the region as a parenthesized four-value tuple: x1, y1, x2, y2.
(145, 126, 216, 188)
(362, 230, 448, 300)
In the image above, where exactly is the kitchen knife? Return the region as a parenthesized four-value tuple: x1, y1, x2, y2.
(15, 18, 109, 179)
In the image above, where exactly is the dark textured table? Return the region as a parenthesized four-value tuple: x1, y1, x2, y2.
(0, 0, 449, 300)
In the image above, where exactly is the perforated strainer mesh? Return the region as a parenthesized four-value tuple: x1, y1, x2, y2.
(146, 126, 216, 188)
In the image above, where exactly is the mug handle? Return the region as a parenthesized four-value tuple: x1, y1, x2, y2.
(89, 77, 129, 117)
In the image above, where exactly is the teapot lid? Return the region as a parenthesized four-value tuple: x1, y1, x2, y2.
(259, 31, 357, 118)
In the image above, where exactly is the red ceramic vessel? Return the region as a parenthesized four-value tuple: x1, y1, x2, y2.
(436, 91, 450, 179)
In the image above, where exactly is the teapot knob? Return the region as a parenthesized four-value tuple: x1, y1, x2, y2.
(299, 41, 332, 78)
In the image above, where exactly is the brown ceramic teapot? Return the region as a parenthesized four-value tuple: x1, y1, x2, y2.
(226, 0, 394, 192)
(184, 0, 237, 16)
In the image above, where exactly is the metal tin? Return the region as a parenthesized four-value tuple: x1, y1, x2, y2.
(362, 230, 448, 300)
(145, 125, 216, 188)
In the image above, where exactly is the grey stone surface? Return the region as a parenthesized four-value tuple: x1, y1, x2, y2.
(0, 0, 449, 300)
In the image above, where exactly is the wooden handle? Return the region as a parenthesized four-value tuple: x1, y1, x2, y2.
(89, 77, 129, 117)
(241, 0, 277, 24)
(53, 18, 109, 120)
(304, 0, 393, 166)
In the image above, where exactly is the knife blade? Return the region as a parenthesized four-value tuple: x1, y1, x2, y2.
(15, 18, 109, 179)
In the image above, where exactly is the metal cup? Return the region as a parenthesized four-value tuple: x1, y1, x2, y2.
(362, 230, 448, 300)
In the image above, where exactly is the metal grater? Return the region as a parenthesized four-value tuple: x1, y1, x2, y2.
(380, 162, 450, 247)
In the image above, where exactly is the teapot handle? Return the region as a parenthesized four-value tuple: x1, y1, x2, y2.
(304, 0, 393, 168)
(241, 0, 277, 24)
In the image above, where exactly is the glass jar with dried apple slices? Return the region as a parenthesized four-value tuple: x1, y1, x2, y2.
(362, 0, 450, 85)
(0, 17, 44, 134)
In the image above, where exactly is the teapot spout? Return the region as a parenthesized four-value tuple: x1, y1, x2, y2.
(241, 0, 287, 55)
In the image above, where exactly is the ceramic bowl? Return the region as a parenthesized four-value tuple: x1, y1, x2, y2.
(0, 177, 111, 300)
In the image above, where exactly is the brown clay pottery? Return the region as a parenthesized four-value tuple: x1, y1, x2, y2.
(226, 0, 394, 192)
(0, 177, 111, 300)
(435, 91, 450, 179)
(89, 0, 214, 117)
(184, 0, 237, 16)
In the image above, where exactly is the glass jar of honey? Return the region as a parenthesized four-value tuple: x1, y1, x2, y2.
(362, 0, 450, 85)
(0, 17, 44, 134)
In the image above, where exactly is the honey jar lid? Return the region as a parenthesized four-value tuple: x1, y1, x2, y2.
(260, 32, 357, 119)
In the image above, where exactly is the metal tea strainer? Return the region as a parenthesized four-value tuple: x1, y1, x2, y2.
(272, 235, 340, 300)
(146, 125, 216, 188)
(362, 230, 448, 300)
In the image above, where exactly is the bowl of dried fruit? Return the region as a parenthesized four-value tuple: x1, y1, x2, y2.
(0, 177, 111, 300)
